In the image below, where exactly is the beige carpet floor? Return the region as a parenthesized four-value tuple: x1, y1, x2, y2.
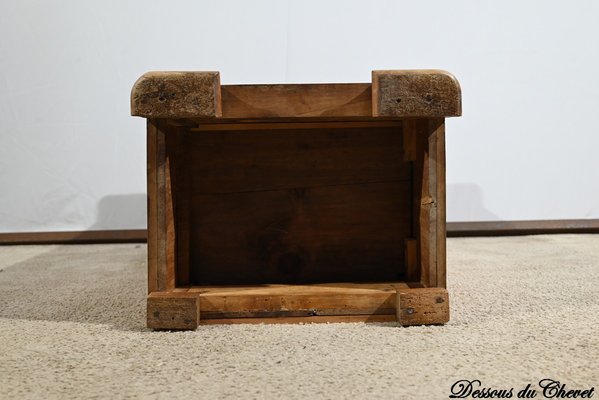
(0, 235, 598, 399)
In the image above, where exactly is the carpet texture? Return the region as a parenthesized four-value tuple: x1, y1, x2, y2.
(0, 235, 598, 399)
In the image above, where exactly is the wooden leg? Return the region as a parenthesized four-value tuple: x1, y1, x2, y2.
(147, 292, 200, 330)
(395, 288, 449, 326)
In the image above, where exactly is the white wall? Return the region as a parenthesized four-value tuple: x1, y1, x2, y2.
(1, 0, 598, 232)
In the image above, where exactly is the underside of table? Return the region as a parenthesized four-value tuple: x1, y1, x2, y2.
(131, 70, 461, 329)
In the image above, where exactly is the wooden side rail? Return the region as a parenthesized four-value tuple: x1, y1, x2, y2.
(131, 70, 461, 120)
(147, 286, 449, 329)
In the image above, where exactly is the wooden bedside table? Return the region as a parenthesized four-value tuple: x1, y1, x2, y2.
(131, 70, 461, 329)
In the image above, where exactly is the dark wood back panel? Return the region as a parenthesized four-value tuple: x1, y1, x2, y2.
(189, 125, 410, 194)
(185, 125, 412, 285)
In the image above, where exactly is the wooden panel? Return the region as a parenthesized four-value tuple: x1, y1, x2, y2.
(195, 282, 409, 319)
(435, 122, 447, 288)
(165, 132, 177, 290)
(396, 288, 449, 326)
(189, 125, 408, 194)
(148, 121, 178, 292)
(155, 122, 168, 291)
(131, 72, 221, 118)
(190, 181, 411, 285)
(409, 120, 425, 287)
(167, 129, 191, 286)
(410, 119, 446, 288)
(221, 83, 371, 118)
(147, 292, 200, 330)
(372, 70, 461, 118)
(404, 238, 418, 282)
(200, 314, 396, 325)
(146, 121, 159, 293)
(419, 119, 436, 287)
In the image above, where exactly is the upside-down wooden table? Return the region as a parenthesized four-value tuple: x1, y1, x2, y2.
(131, 70, 461, 330)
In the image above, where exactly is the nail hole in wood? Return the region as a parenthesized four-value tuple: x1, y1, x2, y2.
(396, 98, 401, 103)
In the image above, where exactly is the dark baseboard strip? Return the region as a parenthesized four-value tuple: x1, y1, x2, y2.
(447, 219, 599, 237)
(0, 229, 147, 245)
(1, 220, 598, 245)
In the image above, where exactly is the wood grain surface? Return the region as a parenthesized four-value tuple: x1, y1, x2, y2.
(147, 292, 200, 330)
(396, 287, 449, 326)
(221, 83, 371, 118)
(131, 72, 221, 118)
(372, 70, 461, 118)
(195, 282, 406, 319)
(183, 124, 412, 285)
(131, 70, 462, 119)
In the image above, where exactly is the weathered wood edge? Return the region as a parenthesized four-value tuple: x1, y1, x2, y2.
(148, 121, 179, 292)
(435, 121, 447, 288)
(131, 71, 221, 118)
(396, 288, 449, 326)
(409, 118, 446, 288)
(174, 129, 191, 286)
(152, 121, 168, 291)
(146, 286, 448, 328)
(372, 70, 461, 118)
(200, 315, 396, 325)
(147, 292, 200, 330)
(200, 291, 397, 318)
(146, 121, 158, 293)
(131, 70, 461, 119)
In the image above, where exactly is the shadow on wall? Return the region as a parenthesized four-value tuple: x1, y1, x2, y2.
(447, 183, 500, 222)
(0, 194, 150, 331)
(90, 194, 147, 231)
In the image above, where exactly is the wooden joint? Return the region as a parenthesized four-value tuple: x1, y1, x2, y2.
(396, 288, 449, 326)
(372, 70, 461, 118)
(147, 292, 200, 330)
(132, 71, 221, 118)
